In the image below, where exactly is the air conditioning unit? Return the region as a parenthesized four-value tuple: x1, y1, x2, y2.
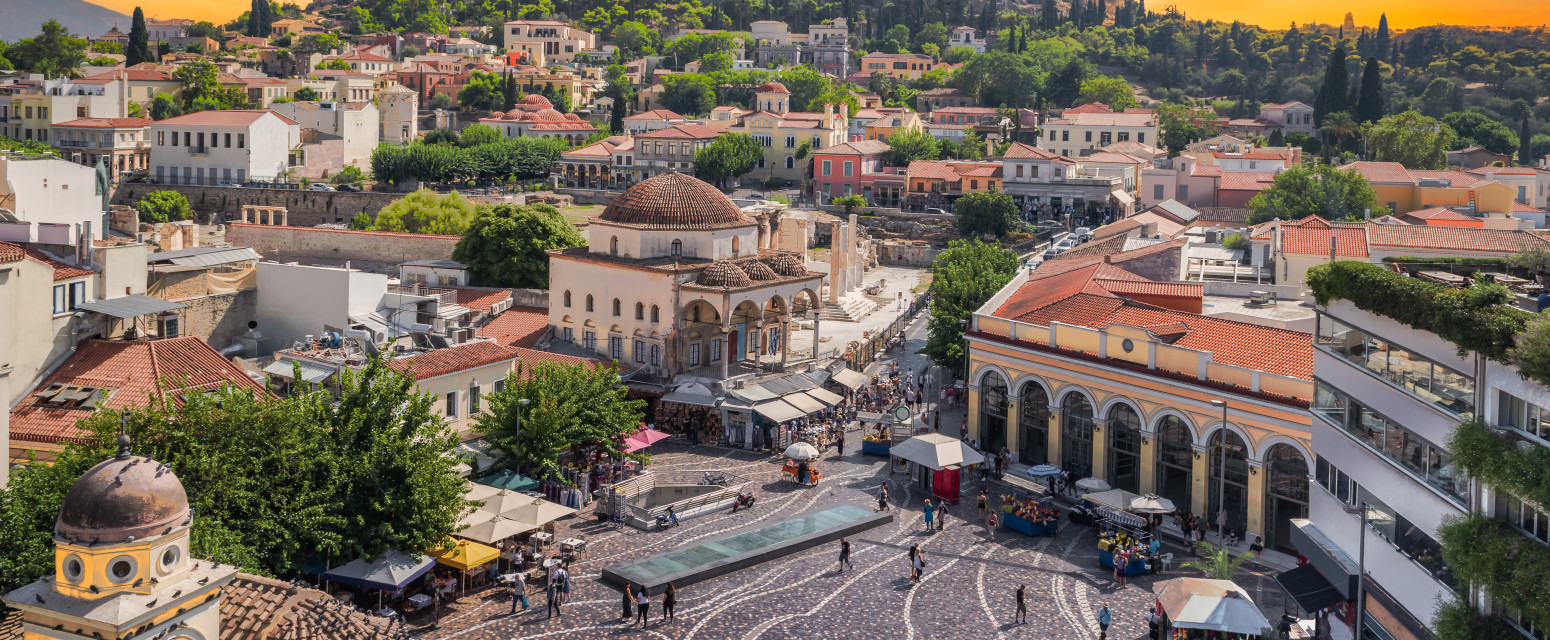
(158, 313, 180, 338)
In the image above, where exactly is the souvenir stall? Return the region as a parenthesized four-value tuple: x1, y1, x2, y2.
(322, 550, 437, 612)
(829, 366, 870, 401)
(1155, 578, 1272, 639)
(720, 396, 756, 449)
(890, 433, 983, 505)
(657, 382, 721, 442)
(999, 490, 1060, 537)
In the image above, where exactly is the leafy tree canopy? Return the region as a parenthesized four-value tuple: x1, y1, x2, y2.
(955, 190, 1016, 237)
(451, 203, 585, 288)
(922, 240, 1019, 376)
(1442, 111, 1521, 156)
(1246, 164, 1381, 225)
(693, 132, 763, 186)
(9, 20, 87, 79)
(882, 128, 940, 167)
(1076, 75, 1139, 110)
(1363, 110, 1457, 170)
(371, 189, 478, 234)
(474, 359, 645, 481)
(135, 190, 193, 223)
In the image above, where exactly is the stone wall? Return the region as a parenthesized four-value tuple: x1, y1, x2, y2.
(177, 289, 257, 349)
(1117, 243, 1184, 281)
(876, 241, 941, 267)
(224, 223, 459, 274)
(553, 188, 617, 205)
(112, 184, 402, 227)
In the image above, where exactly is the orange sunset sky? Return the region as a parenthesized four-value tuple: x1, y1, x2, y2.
(89, 0, 1550, 31)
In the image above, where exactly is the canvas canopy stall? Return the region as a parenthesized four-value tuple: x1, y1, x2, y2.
(323, 550, 437, 607)
(431, 539, 501, 592)
(476, 470, 540, 493)
(1155, 577, 1272, 638)
(829, 367, 869, 390)
(891, 433, 985, 504)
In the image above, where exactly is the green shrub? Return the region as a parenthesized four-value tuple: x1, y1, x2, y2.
(1439, 513, 1550, 635)
(134, 190, 193, 224)
(1221, 233, 1250, 251)
(1433, 598, 1522, 640)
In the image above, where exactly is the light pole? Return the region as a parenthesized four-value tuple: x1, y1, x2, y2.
(1343, 501, 1369, 639)
(1209, 399, 1228, 545)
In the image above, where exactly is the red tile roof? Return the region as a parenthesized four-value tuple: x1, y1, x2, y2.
(387, 340, 521, 380)
(1470, 166, 1538, 177)
(1212, 152, 1286, 160)
(24, 249, 94, 280)
(635, 123, 722, 139)
(962, 166, 1002, 178)
(815, 140, 890, 156)
(476, 305, 550, 348)
(1515, 202, 1547, 214)
(1365, 224, 1550, 253)
(1001, 142, 1064, 160)
(906, 160, 961, 182)
(511, 347, 609, 373)
(1092, 279, 1203, 299)
(53, 117, 153, 129)
(152, 109, 297, 127)
(624, 109, 684, 121)
(1404, 207, 1475, 221)
(220, 573, 400, 639)
(1338, 161, 1415, 184)
(1280, 217, 1370, 257)
(1082, 151, 1146, 164)
(9, 338, 269, 445)
(445, 286, 514, 313)
(1217, 172, 1278, 192)
(0, 241, 26, 264)
(1064, 103, 1115, 114)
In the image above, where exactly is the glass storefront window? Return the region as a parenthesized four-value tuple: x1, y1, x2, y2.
(1314, 380, 1466, 503)
(1315, 314, 1474, 419)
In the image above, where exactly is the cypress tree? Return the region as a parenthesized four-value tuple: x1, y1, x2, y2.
(1375, 14, 1391, 61)
(247, 0, 261, 37)
(1313, 45, 1349, 126)
(1268, 129, 1284, 147)
(1042, 0, 1058, 30)
(1521, 116, 1534, 167)
(127, 7, 153, 66)
(1355, 57, 1383, 123)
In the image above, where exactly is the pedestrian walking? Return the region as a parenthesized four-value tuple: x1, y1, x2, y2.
(635, 589, 651, 626)
(1147, 606, 1162, 639)
(960, 417, 968, 439)
(622, 583, 634, 619)
(936, 502, 946, 530)
(910, 544, 925, 582)
(838, 538, 854, 572)
(509, 572, 528, 613)
(986, 510, 998, 540)
(836, 433, 845, 458)
(1097, 603, 1112, 640)
(661, 583, 676, 622)
(545, 580, 560, 618)
(1015, 584, 1028, 624)
(553, 565, 569, 603)
(878, 484, 890, 511)
(976, 491, 988, 523)
(923, 498, 935, 531)
(905, 544, 917, 580)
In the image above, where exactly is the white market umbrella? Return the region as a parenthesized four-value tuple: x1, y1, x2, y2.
(1156, 578, 1271, 635)
(785, 442, 821, 460)
(502, 499, 578, 527)
(889, 433, 986, 471)
(1025, 464, 1062, 478)
(1130, 494, 1176, 514)
(476, 490, 539, 514)
(457, 517, 538, 545)
(456, 509, 496, 532)
(1075, 477, 1111, 492)
(464, 483, 503, 502)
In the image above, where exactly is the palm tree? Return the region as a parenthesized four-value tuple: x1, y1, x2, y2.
(1180, 541, 1256, 580)
(1319, 111, 1359, 161)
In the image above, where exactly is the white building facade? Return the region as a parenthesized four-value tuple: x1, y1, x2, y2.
(148, 110, 300, 185)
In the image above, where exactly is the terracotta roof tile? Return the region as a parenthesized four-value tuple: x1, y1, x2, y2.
(1217, 172, 1277, 191)
(152, 110, 296, 127)
(1404, 207, 1475, 221)
(221, 573, 400, 639)
(624, 109, 684, 121)
(815, 140, 890, 156)
(1365, 223, 1550, 253)
(1093, 279, 1203, 299)
(24, 249, 94, 280)
(1280, 217, 1370, 257)
(445, 286, 514, 313)
(476, 305, 550, 348)
(594, 173, 755, 229)
(0, 241, 26, 263)
(386, 340, 521, 380)
(635, 123, 722, 139)
(9, 338, 270, 445)
(906, 160, 961, 182)
(54, 117, 153, 129)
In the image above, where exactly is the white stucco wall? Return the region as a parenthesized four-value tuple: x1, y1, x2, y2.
(256, 262, 387, 351)
(149, 112, 299, 184)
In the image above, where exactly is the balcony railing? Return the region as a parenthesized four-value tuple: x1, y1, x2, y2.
(187, 145, 209, 155)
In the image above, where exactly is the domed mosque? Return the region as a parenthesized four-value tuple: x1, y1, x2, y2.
(478, 92, 598, 146)
(2, 429, 400, 640)
(545, 172, 825, 381)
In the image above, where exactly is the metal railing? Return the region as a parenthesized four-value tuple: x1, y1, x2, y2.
(839, 291, 931, 372)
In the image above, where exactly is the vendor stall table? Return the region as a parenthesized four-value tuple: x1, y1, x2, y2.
(1004, 513, 1059, 537)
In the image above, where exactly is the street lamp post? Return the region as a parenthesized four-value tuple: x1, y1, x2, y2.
(1209, 399, 1228, 545)
(1343, 501, 1369, 639)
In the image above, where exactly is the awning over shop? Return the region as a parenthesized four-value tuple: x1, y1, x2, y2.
(1111, 190, 1135, 205)
(431, 539, 499, 571)
(782, 392, 827, 415)
(661, 387, 719, 407)
(323, 550, 435, 591)
(752, 399, 805, 423)
(891, 433, 985, 471)
(262, 357, 337, 383)
(1275, 564, 1346, 613)
(1156, 578, 1271, 634)
(830, 368, 869, 390)
(805, 388, 845, 406)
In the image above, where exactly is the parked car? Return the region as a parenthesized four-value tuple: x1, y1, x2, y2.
(219, 181, 242, 188)
(1055, 237, 1077, 251)
(1042, 247, 1060, 260)
(924, 207, 949, 215)
(747, 192, 766, 199)
(309, 183, 335, 191)
(336, 184, 360, 192)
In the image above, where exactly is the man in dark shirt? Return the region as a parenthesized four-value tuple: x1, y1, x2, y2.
(1015, 584, 1027, 624)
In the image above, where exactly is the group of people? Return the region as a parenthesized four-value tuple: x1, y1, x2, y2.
(1100, 528, 1162, 586)
(618, 582, 676, 626)
(507, 560, 571, 618)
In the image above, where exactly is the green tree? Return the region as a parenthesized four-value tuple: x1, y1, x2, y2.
(316, 59, 352, 71)
(1157, 102, 1217, 155)
(603, 64, 635, 134)
(292, 33, 341, 57)
(126, 7, 155, 66)
(1319, 111, 1359, 158)
(775, 66, 830, 115)
(952, 51, 1042, 109)
(805, 85, 859, 115)
(693, 132, 763, 187)
(371, 189, 478, 234)
(148, 93, 181, 120)
(698, 50, 733, 74)
(1355, 57, 1384, 124)
(1418, 78, 1462, 119)
(330, 165, 365, 185)
(832, 194, 867, 214)
(955, 190, 1015, 237)
(1246, 164, 1380, 224)
(458, 71, 505, 111)
(475, 359, 645, 480)
(882, 128, 940, 167)
(922, 240, 1019, 376)
(1363, 110, 1456, 169)
(612, 21, 661, 59)
(135, 190, 193, 223)
(1076, 75, 1138, 110)
(660, 73, 717, 116)
(1312, 45, 1349, 127)
(9, 20, 88, 79)
(292, 87, 320, 101)
(1181, 541, 1256, 579)
(452, 203, 585, 288)
(458, 123, 501, 147)
(1443, 112, 1520, 156)
(348, 211, 373, 229)
(173, 60, 245, 110)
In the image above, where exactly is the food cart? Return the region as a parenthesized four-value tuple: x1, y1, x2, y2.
(781, 442, 823, 485)
(999, 490, 1059, 537)
(1082, 489, 1155, 576)
(1155, 577, 1272, 639)
(858, 405, 915, 457)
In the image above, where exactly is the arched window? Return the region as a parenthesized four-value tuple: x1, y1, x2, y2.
(1265, 444, 1310, 552)
(650, 305, 660, 323)
(650, 343, 661, 366)
(1208, 429, 1251, 536)
(1019, 383, 1049, 465)
(1155, 416, 1194, 518)
(585, 295, 594, 312)
(610, 236, 619, 255)
(563, 290, 571, 307)
(731, 236, 741, 256)
(978, 371, 1008, 452)
(670, 239, 682, 257)
(1107, 404, 1142, 493)
(785, 155, 795, 169)
(612, 298, 621, 316)
(635, 302, 644, 320)
(1060, 392, 1094, 476)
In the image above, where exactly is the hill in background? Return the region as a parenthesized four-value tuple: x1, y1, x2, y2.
(1, 0, 129, 43)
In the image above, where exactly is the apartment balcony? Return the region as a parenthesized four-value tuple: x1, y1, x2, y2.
(187, 145, 209, 156)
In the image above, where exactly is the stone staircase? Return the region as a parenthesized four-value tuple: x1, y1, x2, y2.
(819, 292, 879, 322)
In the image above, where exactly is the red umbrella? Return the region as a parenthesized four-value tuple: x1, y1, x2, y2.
(628, 429, 671, 447)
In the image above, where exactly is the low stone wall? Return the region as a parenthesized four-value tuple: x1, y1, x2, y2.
(224, 223, 459, 274)
(554, 188, 618, 206)
(876, 241, 941, 267)
(177, 289, 258, 349)
(112, 184, 401, 227)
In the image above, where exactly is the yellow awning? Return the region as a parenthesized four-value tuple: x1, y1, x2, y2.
(430, 538, 499, 571)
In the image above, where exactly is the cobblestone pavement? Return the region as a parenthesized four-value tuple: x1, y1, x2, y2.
(414, 315, 1292, 639)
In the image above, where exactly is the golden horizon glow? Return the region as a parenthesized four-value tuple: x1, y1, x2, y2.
(80, 0, 1550, 32)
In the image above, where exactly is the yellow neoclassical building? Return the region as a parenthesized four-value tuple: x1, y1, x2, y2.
(711, 82, 849, 185)
(964, 254, 1317, 551)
